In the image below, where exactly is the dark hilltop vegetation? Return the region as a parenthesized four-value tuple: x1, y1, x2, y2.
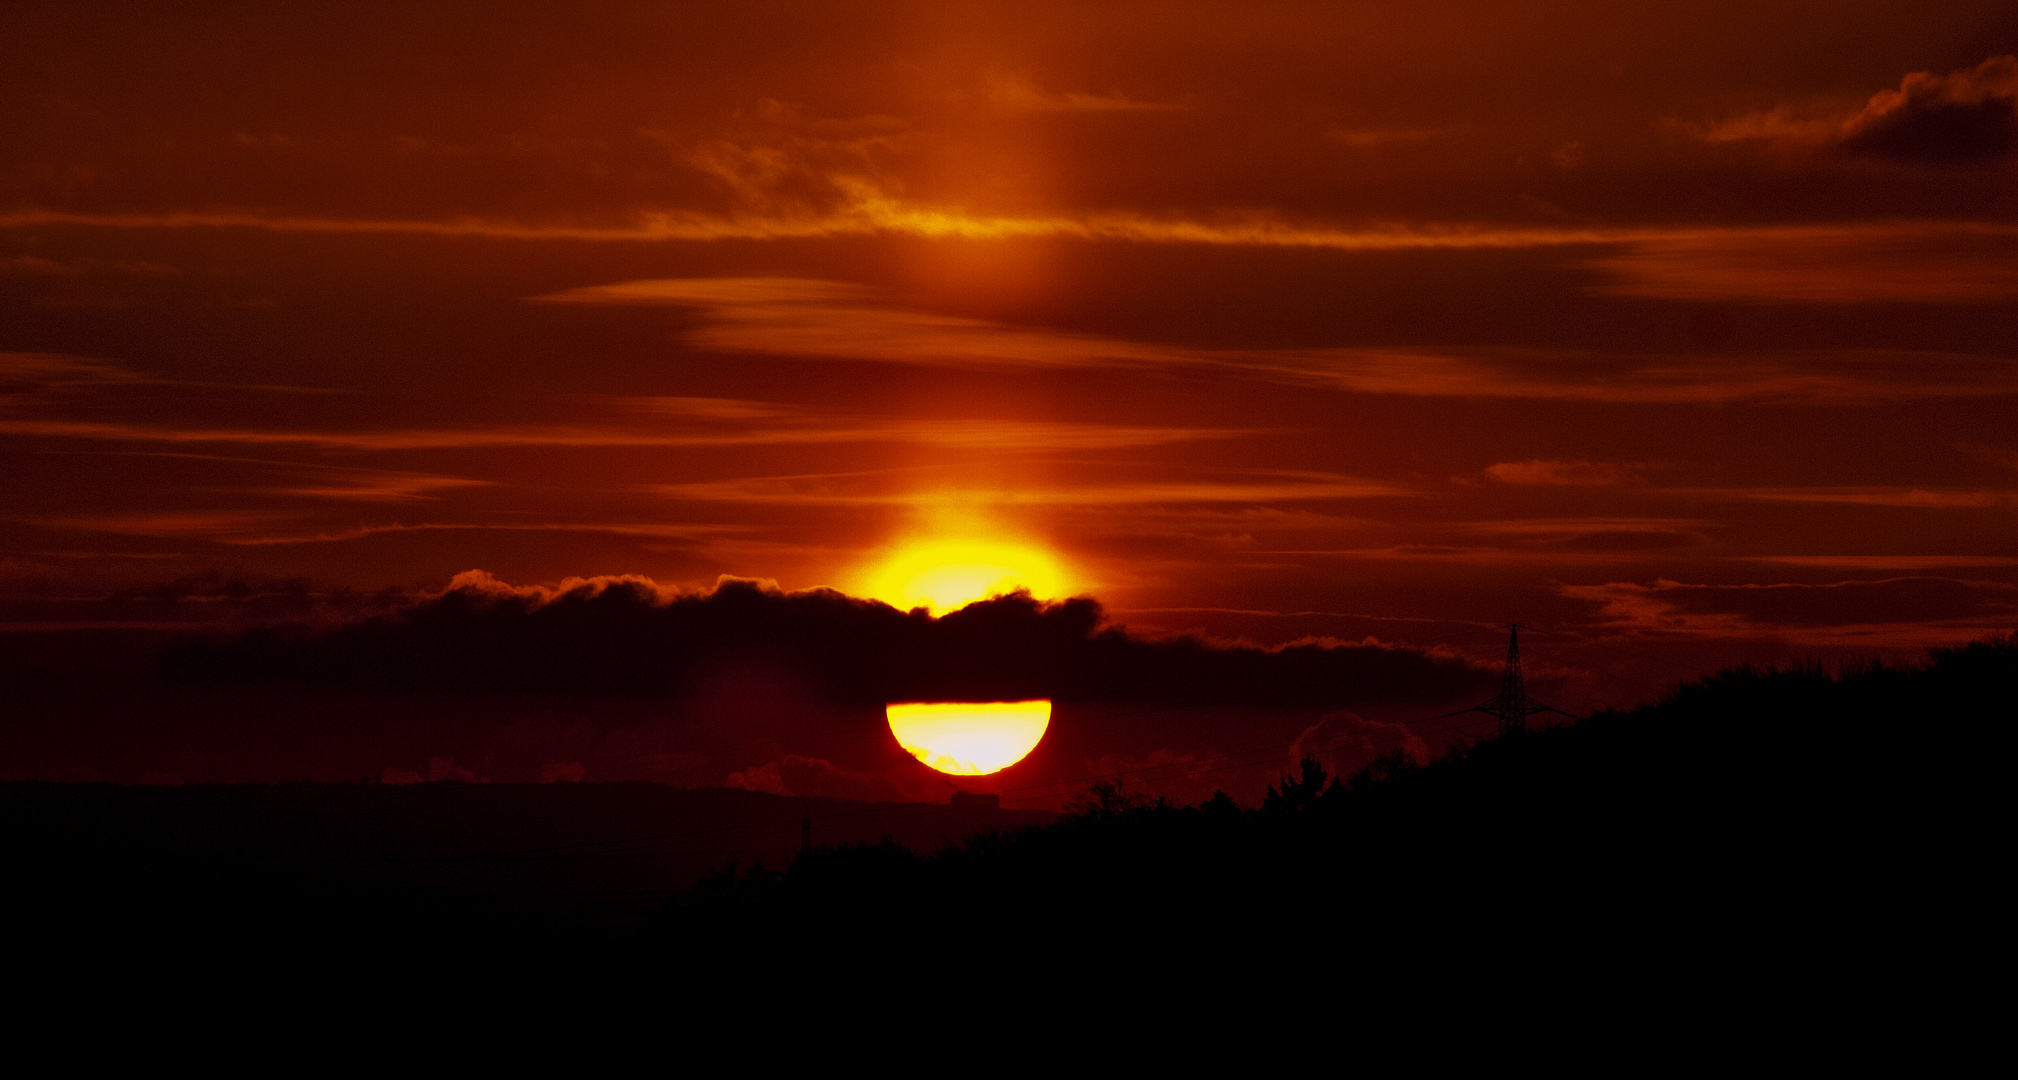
(13, 633, 2006, 979)
(659, 634, 2011, 970)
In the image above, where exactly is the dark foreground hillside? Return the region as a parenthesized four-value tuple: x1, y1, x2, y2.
(7, 782, 1053, 950)
(657, 634, 2012, 982)
(11, 634, 2007, 993)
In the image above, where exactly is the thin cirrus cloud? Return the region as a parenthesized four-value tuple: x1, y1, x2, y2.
(982, 74, 1180, 113)
(14, 201, 2018, 308)
(0, 415, 1240, 453)
(1560, 576, 2017, 642)
(28, 515, 748, 547)
(1687, 487, 2018, 509)
(545, 276, 2018, 403)
(1583, 223, 2018, 304)
(648, 469, 1407, 508)
(1747, 555, 2018, 570)
(1479, 460, 1645, 487)
(60, 450, 498, 504)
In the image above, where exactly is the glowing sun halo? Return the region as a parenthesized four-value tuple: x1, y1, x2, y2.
(858, 539, 1068, 615)
(886, 700, 1051, 776)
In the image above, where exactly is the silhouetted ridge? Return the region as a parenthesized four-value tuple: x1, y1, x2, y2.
(159, 577, 1490, 707)
(662, 633, 2012, 962)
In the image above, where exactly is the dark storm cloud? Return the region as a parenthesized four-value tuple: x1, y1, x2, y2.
(1840, 56, 2018, 163)
(1701, 56, 2018, 165)
(162, 572, 1492, 708)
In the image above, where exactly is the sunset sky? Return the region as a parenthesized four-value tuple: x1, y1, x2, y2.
(6, 1, 2017, 729)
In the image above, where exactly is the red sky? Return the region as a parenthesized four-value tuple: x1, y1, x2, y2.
(5, 1, 2017, 714)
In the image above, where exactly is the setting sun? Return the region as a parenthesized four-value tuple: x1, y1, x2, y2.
(856, 539, 1069, 614)
(886, 700, 1052, 776)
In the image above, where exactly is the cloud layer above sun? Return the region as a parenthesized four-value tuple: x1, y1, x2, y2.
(2, 1, 2015, 741)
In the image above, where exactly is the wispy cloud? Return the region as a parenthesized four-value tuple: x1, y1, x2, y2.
(0, 416, 1243, 452)
(1584, 223, 2018, 303)
(33, 511, 291, 538)
(983, 75, 1180, 113)
(1461, 517, 1710, 550)
(649, 469, 1408, 507)
(1686, 486, 2018, 509)
(546, 277, 2018, 402)
(14, 202, 2016, 266)
(1745, 555, 2018, 569)
(1560, 576, 2017, 643)
(1479, 459, 1645, 487)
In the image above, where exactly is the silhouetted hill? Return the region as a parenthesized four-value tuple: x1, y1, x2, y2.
(16, 634, 2005, 989)
(657, 634, 2012, 973)
(7, 782, 1053, 950)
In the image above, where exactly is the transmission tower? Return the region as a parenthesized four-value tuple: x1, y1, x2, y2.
(1451, 625, 1577, 733)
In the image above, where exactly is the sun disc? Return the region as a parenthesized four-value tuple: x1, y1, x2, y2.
(886, 700, 1051, 776)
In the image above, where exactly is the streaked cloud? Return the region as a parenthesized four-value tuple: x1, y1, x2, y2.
(1, 352, 151, 395)
(33, 511, 290, 538)
(1689, 487, 2018, 509)
(1745, 555, 2018, 570)
(1461, 517, 1710, 551)
(983, 75, 1178, 113)
(650, 469, 1407, 507)
(0, 415, 1242, 452)
(547, 276, 2018, 402)
(1480, 459, 1644, 487)
(1584, 224, 2018, 303)
(1561, 576, 2017, 642)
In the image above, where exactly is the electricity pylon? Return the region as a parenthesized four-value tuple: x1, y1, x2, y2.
(1452, 625, 1577, 733)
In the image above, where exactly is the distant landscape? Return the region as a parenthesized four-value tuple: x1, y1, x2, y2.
(17, 633, 2005, 961)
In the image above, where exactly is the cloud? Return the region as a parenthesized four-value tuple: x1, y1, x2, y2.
(550, 275, 2018, 402)
(13, 201, 2018, 310)
(1326, 127, 1441, 148)
(648, 469, 1407, 507)
(1584, 224, 2018, 303)
(163, 573, 1493, 709)
(626, 396, 797, 420)
(21, 201, 2006, 260)
(1262, 345, 2018, 402)
(1746, 555, 2018, 570)
(541, 276, 1185, 371)
(983, 75, 1178, 113)
(0, 415, 1238, 453)
(1841, 56, 2018, 163)
(1481, 459, 1643, 487)
(1461, 517, 1710, 553)
(1687, 487, 2018, 509)
(1291, 710, 1431, 777)
(1561, 576, 2018, 640)
(0, 571, 407, 629)
(1697, 56, 2018, 164)
(36, 511, 289, 538)
(1, 352, 150, 397)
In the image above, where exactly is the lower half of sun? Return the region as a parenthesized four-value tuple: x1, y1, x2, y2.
(886, 700, 1051, 776)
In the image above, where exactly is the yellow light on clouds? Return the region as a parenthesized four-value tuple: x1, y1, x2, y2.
(886, 700, 1051, 776)
(857, 538, 1068, 615)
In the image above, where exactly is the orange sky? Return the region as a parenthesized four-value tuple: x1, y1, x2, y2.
(4, 1, 2017, 704)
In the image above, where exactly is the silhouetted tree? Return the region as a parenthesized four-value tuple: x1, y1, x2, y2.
(1261, 756, 1337, 815)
